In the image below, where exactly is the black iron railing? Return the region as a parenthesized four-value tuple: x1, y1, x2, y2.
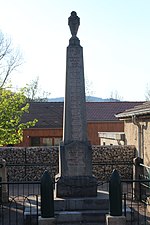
(2, 161, 150, 225)
(121, 179, 150, 225)
(0, 181, 40, 225)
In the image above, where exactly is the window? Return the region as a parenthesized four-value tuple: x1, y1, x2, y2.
(54, 138, 62, 146)
(42, 138, 52, 146)
(31, 137, 40, 146)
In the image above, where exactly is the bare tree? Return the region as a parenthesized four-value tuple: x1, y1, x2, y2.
(145, 84, 150, 101)
(0, 32, 23, 87)
(109, 90, 123, 101)
(85, 77, 95, 101)
(24, 76, 51, 102)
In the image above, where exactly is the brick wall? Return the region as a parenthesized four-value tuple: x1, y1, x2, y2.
(0, 145, 136, 181)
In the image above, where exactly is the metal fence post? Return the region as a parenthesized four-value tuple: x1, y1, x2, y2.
(41, 170, 54, 218)
(109, 169, 122, 216)
(0, 158, 8, 202)
(0, 177, 2, 203)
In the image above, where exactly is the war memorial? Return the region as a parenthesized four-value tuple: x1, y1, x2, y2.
(44, 11, 110, 225)
(0, 11, 146, 225)
(51, 12, 127, 225)
(55, 11, 97, 198)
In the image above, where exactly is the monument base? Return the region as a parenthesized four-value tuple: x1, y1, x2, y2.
(55, 189, 109, 224)
(56, 175, 97, 198)
(38, 217, 56, 225)
(106, 215, 126, 225)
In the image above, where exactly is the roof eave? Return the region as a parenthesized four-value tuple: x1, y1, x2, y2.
(116, 111, 150, 120)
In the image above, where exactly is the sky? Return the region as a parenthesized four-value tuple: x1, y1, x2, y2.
(0, 0, 150, 101)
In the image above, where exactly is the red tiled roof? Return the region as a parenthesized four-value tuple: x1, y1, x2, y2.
(22, 102, 64, 128)
(86, 102, 144, 121)
(22, 101, 144, 128)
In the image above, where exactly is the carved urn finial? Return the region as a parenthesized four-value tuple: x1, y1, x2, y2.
(68, 11, 80, 37)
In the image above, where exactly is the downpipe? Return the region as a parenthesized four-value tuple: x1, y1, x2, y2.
(132, 115, 142, 158)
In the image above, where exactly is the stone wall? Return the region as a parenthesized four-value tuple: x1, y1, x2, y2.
(0, 147, 58, 181)
(0, 145, 136, 181)
(92, 145, 136, 181)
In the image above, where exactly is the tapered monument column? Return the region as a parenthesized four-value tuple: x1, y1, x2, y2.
(56, 11, 97, 198)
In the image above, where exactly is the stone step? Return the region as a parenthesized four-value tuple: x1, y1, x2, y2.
(57, 223, 105, 225)
(24, 191, 109, 224)
(55, 198, 109, 211)
(54, 190, 109, 211)
(55, 210, 109, 224)
(24, 204, 132, 224)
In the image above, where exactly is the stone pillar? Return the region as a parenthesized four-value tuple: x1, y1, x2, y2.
(133, 157, 144, 201)
(39, 171, 56, 225)
(109, 170, 122, 216)
(55, 11, 97, 198)
(0, 158, 8, 202)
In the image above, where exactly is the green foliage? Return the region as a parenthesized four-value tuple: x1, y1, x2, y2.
(0, 88, 37, 146)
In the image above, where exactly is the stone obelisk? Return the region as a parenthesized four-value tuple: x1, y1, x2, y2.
(56, 11, 97, 198)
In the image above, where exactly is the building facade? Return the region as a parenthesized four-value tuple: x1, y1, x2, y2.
(116, 101, 150, 166)
(18, 101, 144, 147)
